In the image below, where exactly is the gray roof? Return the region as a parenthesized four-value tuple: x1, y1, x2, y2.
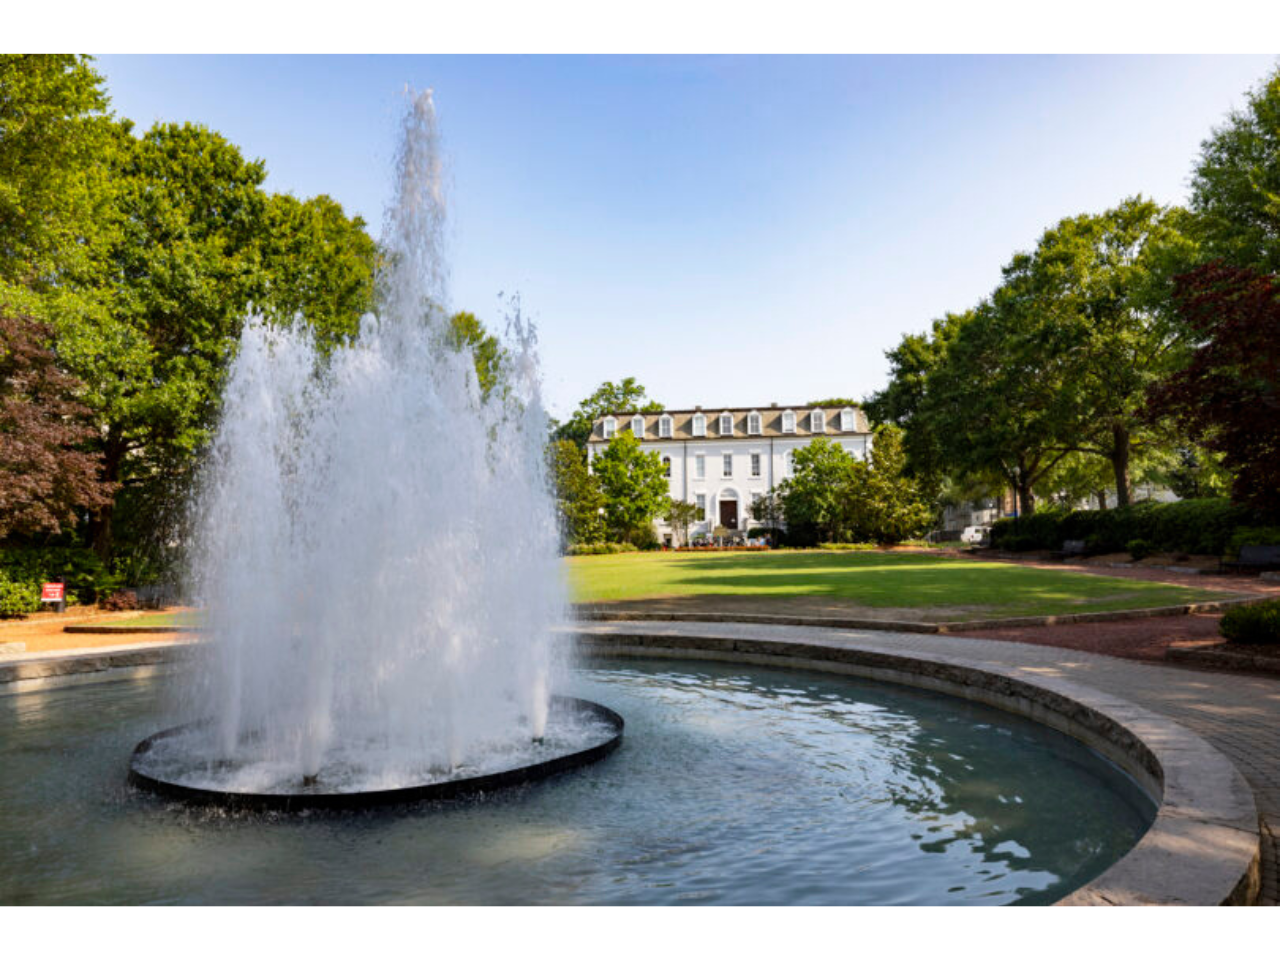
(590, 405, 871, 443)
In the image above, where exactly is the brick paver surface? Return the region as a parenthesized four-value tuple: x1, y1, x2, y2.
(575, 619, 1280, 905)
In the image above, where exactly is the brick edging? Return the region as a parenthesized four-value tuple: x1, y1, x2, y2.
(1166, 643, 1280, 675)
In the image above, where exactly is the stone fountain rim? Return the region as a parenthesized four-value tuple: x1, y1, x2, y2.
(127, 694, 623, 812)
(575, 628, 1262, 907)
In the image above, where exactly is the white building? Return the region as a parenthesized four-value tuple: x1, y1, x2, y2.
(587, 403, 873, 545)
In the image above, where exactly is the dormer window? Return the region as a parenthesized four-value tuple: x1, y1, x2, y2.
(811, 410, 825, 433)
(747, 411, 761, 435)
(719, 412, 733, 436)
(602, 417, 616, 439)
(841, 408, 855, 432)
(782, 410, 796, 433)
(659, 414, 673, 438)
(692, 413, 706, 437)
(632, 415, 645, 438)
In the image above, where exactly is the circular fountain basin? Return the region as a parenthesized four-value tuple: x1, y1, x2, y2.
(127, 696, 623, 812)
(1, 660, 1164, 904)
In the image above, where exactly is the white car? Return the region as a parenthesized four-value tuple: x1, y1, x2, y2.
(960, 525, 990, 545)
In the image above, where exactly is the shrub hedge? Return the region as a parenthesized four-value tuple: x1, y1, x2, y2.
(566, 542, 639, 556)
(1219, 600, 1280, 645)
(989, 499, 1262, 557)
(0, 545, 123, 604)
(0, 571, 40, 618)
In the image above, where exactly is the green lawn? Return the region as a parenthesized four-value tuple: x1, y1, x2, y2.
(109, 610, 204, 628)
(566, 550, 1230, 620)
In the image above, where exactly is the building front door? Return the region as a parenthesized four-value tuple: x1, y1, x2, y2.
(719, 499, 738, 529)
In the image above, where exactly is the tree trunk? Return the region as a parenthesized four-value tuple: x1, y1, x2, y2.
(90, 431, 126, 562)
(1095, 489, 1108, 511)
(1017, 479, 1035, 517)
(1111, 425, 1131, 508)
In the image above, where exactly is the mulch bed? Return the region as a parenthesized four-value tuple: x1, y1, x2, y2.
(949, 611, 1230, 663)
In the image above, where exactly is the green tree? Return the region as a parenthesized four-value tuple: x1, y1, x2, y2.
(750, 489, 785, 534)
(997, 197, 1196, 505)
(894, 301, 1073, 516)
(1190, 67, 1280, 274)
(259, 193, 378, 350)
(872, 199, 1195, 514)
(59, 120, 271, 556)
(864, 311, 968, 479)
(847, 426, 935, 544)
(0, 55, 115, 316)
(553, 377, 662, 449)
(777, 438, 858, 543)
(447, 310, 507, 401)
(662, 497, 700, 547)
(550, 439, 605, 547)
(591, 432, 668, 544)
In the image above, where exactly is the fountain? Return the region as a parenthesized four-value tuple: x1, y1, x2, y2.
(126, 90, 621, 810)
(0, 88, 1185, 906)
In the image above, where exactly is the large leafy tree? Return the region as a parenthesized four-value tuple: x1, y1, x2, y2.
(896, 301, 1074, 516)
(998, 197, 1196, 505)
(871, 199, 1195, 513)
(0, 55, 115, 313)
(777, 438, 859, 543)
(864, 311, 967, 479)
(0, 313, 112, 539)
(1148, 262, 1280, 518)
(846, 426, 935, 544)
(554, 377, 662, 450)
(259, 193, 378, 350)
(1190, 67, 1280, 274)
(60, 120, 271, 556)
(550, 438, 605, 546)
(590, 432, 668, 543)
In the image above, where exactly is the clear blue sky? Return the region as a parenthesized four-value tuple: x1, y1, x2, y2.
(95, 54, 1278, 420)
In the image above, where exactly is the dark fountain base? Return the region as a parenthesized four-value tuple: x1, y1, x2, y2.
(128, 696, 623, 813)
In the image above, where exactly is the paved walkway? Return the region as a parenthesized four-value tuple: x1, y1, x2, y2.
(574, 619, 1280, 906)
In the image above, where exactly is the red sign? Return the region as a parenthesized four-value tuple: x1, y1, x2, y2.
(41, 582, 64, 602)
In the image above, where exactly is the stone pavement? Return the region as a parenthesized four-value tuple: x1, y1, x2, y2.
(572, 619, 1280, 906)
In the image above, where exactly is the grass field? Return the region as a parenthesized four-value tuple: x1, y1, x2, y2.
(566, 550, 1229, 621)
(110, 610, 203, 628)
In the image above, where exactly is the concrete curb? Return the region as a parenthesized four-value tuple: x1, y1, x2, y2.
(576, 626, 1261, 906)
(0, 640, 194, 690)
(574, 596, 1262, 635)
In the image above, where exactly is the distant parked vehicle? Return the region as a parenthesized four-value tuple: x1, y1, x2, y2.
(960, 525, 990, 546)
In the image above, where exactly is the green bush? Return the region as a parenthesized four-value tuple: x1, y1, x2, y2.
(0, 545, 121, 603)
(0, 572, 40, 618)
(997, 534, 1037, 552)
(1219, 600, 1280, 645)
(567, 542, 639, 556)
(628, 525, 661, 551)
(819, 542, 881, 551)
(989, 499, 1258, 556)
(1127, 539, 1155, 560)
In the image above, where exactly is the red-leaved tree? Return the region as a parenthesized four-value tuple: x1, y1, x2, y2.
(0, 313, 113, 539)
(1148, 263, 1280, 518)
